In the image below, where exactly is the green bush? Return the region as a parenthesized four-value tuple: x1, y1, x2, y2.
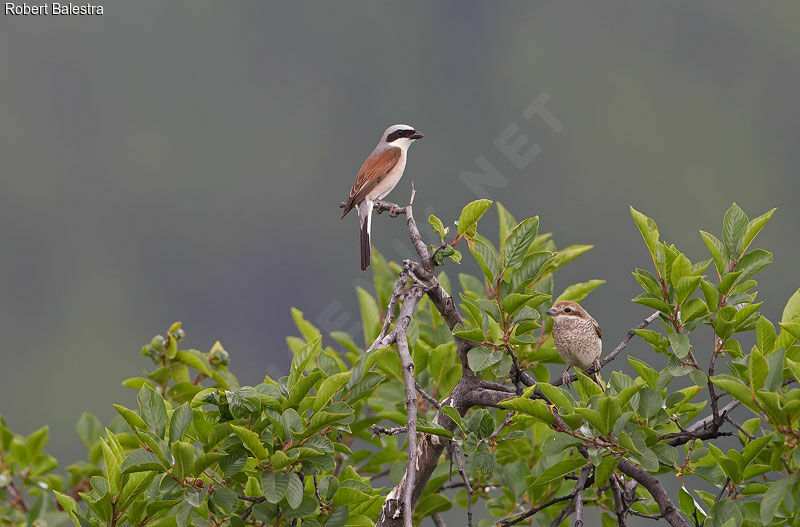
(1, 197, 798, 527)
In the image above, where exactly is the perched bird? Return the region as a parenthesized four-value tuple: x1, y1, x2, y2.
(341, 124, 424, 270)
(545, 301, 603, 386)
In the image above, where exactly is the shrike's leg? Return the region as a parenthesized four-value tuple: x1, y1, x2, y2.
(562, 367, 572, 387)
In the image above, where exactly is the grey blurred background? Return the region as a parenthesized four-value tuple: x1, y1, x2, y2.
(1, 0, 799, 519)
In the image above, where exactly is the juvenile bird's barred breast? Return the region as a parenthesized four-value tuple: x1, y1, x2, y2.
(552, 316, 602, 370)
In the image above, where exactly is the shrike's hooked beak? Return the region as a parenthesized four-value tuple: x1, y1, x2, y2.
(410, 131, 424, 139)
(545, 307, 558, 316)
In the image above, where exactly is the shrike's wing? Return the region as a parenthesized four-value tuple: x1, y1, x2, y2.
(588, 314, 603, 340)
(341, 147, 401, 218)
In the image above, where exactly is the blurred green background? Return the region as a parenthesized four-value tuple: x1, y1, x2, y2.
(1, 0, 799, 492)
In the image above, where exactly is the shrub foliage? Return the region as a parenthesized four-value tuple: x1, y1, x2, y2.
(1, 196, 799, 527)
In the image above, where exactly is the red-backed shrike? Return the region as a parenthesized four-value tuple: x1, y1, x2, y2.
(340, 124, 423, 270)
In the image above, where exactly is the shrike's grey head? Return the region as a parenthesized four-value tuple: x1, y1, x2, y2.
(380, 124, 424, 149)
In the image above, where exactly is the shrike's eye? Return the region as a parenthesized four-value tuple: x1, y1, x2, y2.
(564, 307, 572, 313)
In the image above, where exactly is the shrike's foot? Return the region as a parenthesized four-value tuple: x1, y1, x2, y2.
(592, 358, 602, 373)
(561, 369, 572, 387)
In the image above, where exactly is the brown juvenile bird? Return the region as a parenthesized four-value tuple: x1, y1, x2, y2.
(546, 300, 603, 386)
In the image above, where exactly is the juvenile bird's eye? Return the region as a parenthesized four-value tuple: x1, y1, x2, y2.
(564, 307, 572, 313)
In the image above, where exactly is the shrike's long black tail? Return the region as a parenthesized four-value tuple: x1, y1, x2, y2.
(360, 217, 370, 271)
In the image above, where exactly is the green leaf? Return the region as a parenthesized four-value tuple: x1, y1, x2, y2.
(428, 214, 446, 243)
(636, 388, 663, 419)
(574, 408, 605, 434)
(458, 199, 492, 236)
(289, 370, 324, 407)
(137, 385, 168, 439)
(120, 448, 164, 474)
(676, 276, 702, 306)
(781, 288, 800, 323)
(503, 217, 539, 269)
(530, 457, 586, 487)
(467, 347, 502, 372)
(787, 359, 800, 385)
(285, 472, 304, 509)
(755, 316, 776, 354)
(174, 350, 212, 377)
(594, 456, 618, 486)
(598, 397, 620, 436)
(748, 349, 768, 391)
(501, 293, 534, 315)
(700, 231, 725, 276)
(230, 424, 269, 460)
(722, 203, 748, 258)
(632, 294, 671, 314)
(536, 383, 573, 414)
(468, 238, 500, 283)
(261, 472, 289, 504)
(356, 288, 380, 346)
(101, 440, 121, 496)
(510, 251, 556, 291)
(118, 471, 156, 509)
(113, 404, 148, 432)
(496, 202, 517, 245)
(668, 333, 690, 359)
(556, 280, 605, 303)
(710, 375, 758, 413)
(211, 487, 238, 513)
(497, 398, 554, 425)
(314, 372, 351, 411)
(627, 357, 659, 389)
(75, 412, 103, 448)
(630, 206, 660, 255)
(415, 494, 452, 519)
(452, 324, 485, 343)
(226, 386, 262, 419)
(440, 406, 464, 433)
(741, 208, 775, 253)
(169, 404, 193, 444)
(735, 249, 772, 281)
(171, 441, 195, 480)
(760, 478, 790, 525)
(290, 336, 322, 375)
(679, 487, 706, 521)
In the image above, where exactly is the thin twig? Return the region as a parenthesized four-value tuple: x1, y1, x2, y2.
(452, 444, 473, 527)
(550, 502, 575, 527)
(432, 513, 447, 527)
(489, 411, 515, 441)
(725, 416, 755, 440)
(416, 381, 441, 409)
(498, 493, 577, 527)
(715, 477, 730, 503)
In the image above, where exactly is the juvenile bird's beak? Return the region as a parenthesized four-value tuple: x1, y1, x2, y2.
(410, 131, 424, 139)
(545, 308, 558, 316)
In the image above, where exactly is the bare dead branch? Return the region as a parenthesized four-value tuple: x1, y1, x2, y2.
(610, 475, 628, 527)
(615, 458, 688, 527)
(371, 424, 408, 438)
(573, 465, 592, 527)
